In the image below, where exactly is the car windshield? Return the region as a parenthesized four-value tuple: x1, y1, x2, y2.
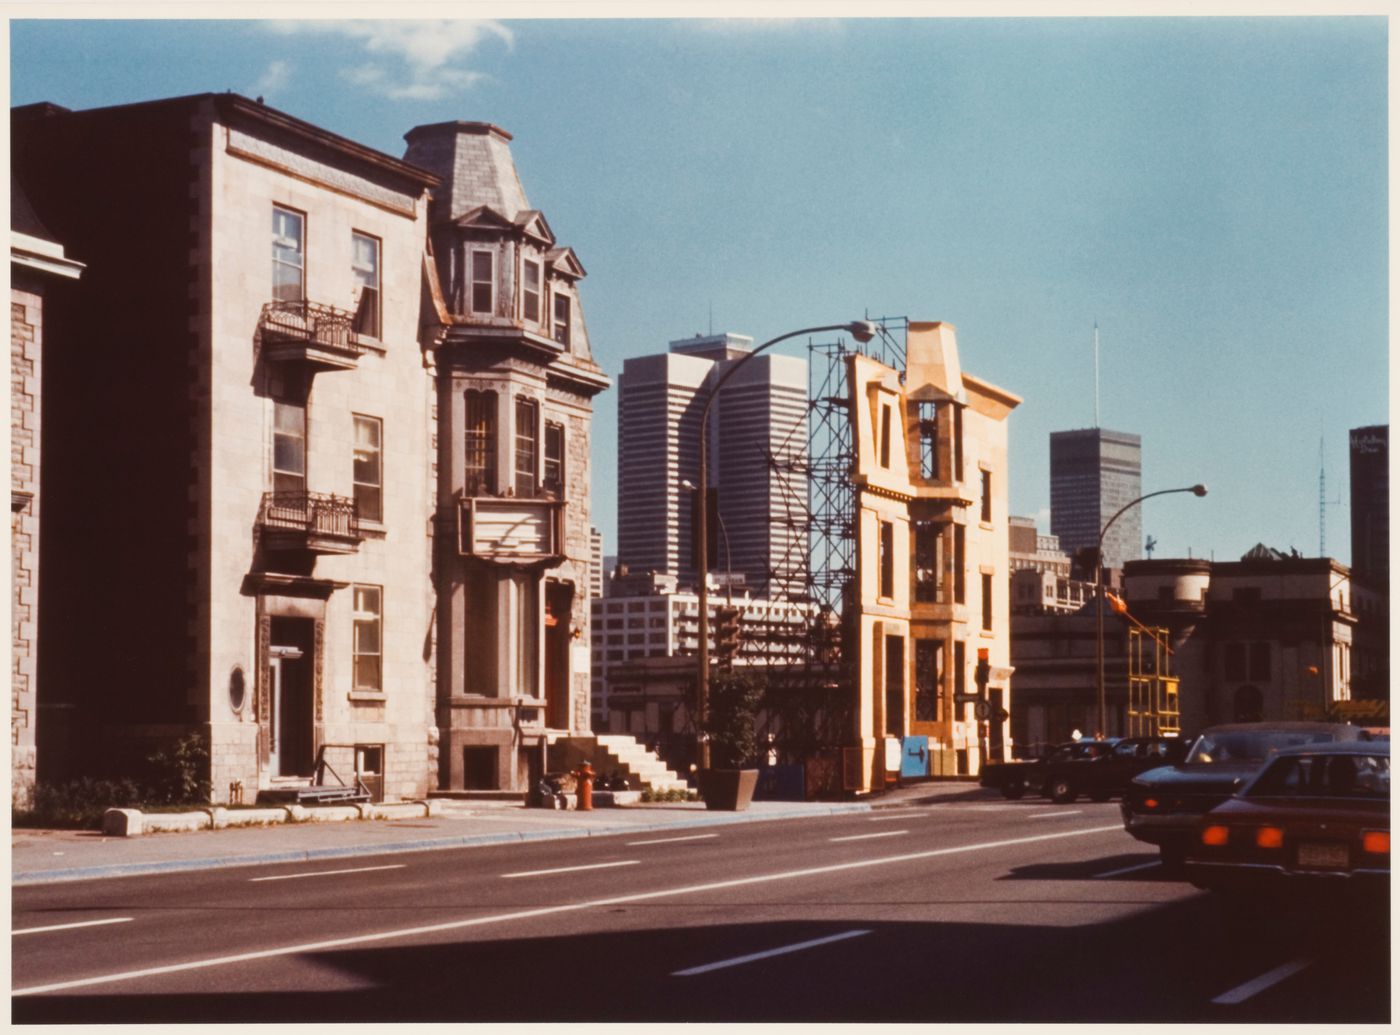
(1246, 753, 1390, 800)
(1185, 729, 1345, 765)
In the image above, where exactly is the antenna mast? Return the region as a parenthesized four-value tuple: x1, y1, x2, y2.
(1093, 322, 1100, 428)
(1318, 436, 1326, 557)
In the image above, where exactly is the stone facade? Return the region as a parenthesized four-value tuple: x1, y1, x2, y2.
(404, 121, 609, 794)
(10, 186, 83, 809)
(14, 95, 439, 802)
(848, 322, 1020, 788)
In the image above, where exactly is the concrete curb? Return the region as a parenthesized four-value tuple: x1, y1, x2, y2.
(101, 800, 443, 837)
(15, 803, 872, 886)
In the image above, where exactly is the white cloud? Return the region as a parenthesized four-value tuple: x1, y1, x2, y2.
(268, 20, 512, 101)
(252, 59, 292, 98)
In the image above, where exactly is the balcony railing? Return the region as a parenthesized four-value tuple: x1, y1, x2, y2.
(258, 492, 362, 554)
(258, 300, 368, 370)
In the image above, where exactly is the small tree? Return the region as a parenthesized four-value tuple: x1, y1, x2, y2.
(702, 669, 763, 770)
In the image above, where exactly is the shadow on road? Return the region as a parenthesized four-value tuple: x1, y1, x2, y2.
(14, 892, 1388, 1025)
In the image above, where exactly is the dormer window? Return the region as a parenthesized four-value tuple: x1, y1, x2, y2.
(471, 250, 494, 315)
(522, 259, 542, 324)
(553, 292, 571, 348)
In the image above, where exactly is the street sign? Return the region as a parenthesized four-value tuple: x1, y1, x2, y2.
(953, 693, 981, 705)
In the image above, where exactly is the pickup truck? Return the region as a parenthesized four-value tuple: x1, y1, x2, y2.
(980, 739, 1118, 799)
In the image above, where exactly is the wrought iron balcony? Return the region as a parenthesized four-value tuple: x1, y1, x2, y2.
(258, 299, 369, 371)
(258, 491, 362, 555)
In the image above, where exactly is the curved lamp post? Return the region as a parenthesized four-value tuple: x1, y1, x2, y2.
(695, 321, 877, 770)
(1095, 484, 1207, 736)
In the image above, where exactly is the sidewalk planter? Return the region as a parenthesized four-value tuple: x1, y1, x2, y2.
(698, 768, 759, 811)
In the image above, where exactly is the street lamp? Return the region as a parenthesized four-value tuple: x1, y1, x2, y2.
(694, 320, 877, 770)
(1095, 484, 1207, 736)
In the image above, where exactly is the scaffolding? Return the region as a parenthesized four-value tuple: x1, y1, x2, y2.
(1126, 625, 1180, 737)
(753, 318, 910, 759)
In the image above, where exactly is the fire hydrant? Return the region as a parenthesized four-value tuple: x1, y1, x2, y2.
(576, 762, 595, 811)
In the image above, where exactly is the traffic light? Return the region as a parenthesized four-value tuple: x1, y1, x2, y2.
(975, 647, 990, 695)
(715, 606, 743, 663)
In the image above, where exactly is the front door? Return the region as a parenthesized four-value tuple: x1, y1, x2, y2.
(269, 617, 315, 777)
(544, 581, 574, 730)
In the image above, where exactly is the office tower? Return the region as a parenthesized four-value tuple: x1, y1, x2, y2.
(1050, 428, 1143, 571)
(616, 332, 808, 596)
(1349, 425, 1388, 587)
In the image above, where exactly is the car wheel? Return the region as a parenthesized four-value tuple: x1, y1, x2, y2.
(1002, 778, 1025, 800)
(1048, 778, 1076, 804)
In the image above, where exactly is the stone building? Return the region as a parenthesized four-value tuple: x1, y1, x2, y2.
(10, 177, 83, 809)
(403, 120, 609, 794)
(1009, 546, 1371, 754)
(848, 321, 1020, 786)
(14, 94, 442, 801)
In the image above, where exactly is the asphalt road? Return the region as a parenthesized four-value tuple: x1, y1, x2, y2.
(12, 798, 1389, 1023)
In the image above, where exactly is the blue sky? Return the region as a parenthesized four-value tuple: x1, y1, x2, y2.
(10, 14, 1388, 565)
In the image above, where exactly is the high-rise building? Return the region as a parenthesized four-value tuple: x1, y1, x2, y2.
(1349, 425, 1388, 588)
(1050, 428, 1143, 571)
(616, 332, 807, 596)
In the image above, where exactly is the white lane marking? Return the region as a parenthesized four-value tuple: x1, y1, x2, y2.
(673, 929, 872, 977)
(501, 860, 641, 879)
(626, 833, 718, 846)
(1211, 957, 1315, 1005)
(1028, 810, 1083, 820)
(830, 830, 909, 843)
(248, 864, 406, 883)
(1095, 860, 1160, 879)
(868, 812, 920, 822)
(966, 805, 1024, 811)
(12, 824, 1123, 997)
(13, 917, 134, 937)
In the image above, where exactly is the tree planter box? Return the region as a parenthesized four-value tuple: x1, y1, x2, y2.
(698, 768, 759, 811)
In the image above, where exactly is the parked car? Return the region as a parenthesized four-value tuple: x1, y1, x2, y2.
(980, 739, 1119, 800)
(1120, 721, 1369, 869)
(1041, 735, 1189, 804)
(1185, 741, 1389, 897)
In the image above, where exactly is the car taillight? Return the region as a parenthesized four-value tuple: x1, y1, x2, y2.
(1362, 830, 1389, 854)
(1142, 797, 1160, 810)
(1255, 826, 1284, 849)
(1201, 825, 1229, 846)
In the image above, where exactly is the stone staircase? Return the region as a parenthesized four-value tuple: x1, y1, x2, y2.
(548, 733, 690, 794)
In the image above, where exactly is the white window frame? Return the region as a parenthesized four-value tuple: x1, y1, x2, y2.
(352, 584, 383, 692)
(522, 258, 542, 324)
(353, 414, 383, 523)
(351, 231, 381, 339)
(471, 249, 495, 315)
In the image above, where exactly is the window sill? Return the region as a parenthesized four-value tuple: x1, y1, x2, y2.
(348, 690, 387, 703)
(357, 520, 388, 539)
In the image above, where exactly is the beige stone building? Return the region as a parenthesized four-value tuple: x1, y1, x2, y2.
(15, 95, 441, 801)
(848, 322, 1019, 789)
(403, 121, 610, 794)
(10, 178, 83, 809)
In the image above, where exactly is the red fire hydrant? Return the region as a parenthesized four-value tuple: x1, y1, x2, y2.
(576, 762, 594, 811)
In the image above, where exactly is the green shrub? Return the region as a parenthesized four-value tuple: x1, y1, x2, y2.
(144, 733, 212, 805)
(13, 777, 146, 829)
(702, 670, 763, 769)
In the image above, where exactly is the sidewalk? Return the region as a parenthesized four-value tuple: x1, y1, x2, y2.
(12, 781, 988, 886)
